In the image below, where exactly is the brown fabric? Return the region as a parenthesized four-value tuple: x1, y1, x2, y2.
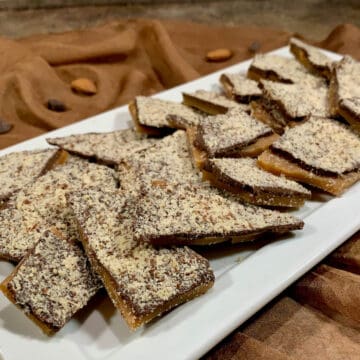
(206, 332, 293, 360)
(318, 23, 360, 58)
(2, 20, 360, 150)
(206, 238, 360, 359)
(292, 264, 360, 328)
(0, 19, 291, 149)
(328, 231, 360, 274)
(0, 18, 360, 359)
(241, 297, 360, 360)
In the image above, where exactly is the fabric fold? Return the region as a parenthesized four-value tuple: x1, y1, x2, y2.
(328, 232, 360, 274)
(242, 297, 360, 360)
(205, 332, 294, 360)
(292, 264, 360, 328)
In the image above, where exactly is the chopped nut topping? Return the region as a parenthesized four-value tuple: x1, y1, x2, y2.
(118, 130, 202, 193)
(68, 188, 214, 328)
(47, 128, 157, 165)
(0, 149, 59, 202)
(340, 97, 360, 114)
(339, 97, 360, 124)
(290, 38, 332, 68)
(272, 116, 360, 175)
(249, 54, 312, 83)
(333, 56, 360, 101)
(136, 96, 201, 128)
(0, 156, 118, 261)
(183, 90, 250, 114)
(206, 158, 310, 196)
(134, 183, 303, 245)
(196, 108, 272, 157)
(220, 73, 262, 100)
(3, 230, 101, 332)
(260, 78, 330, 120)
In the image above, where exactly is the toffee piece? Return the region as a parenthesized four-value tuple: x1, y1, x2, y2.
(220, 73, 262, 103)
(259, 77, 330, 123)
(250, 98, 287, 134)
(134, 183, 304, 246)
(0, 148, 65, 204)
(118, 130, 202, 193)
(338, 97, 360, 133)
(47, 128, 157, 166)
(248, 54, 311, 83)
(0, 156, 118, 262)
(129, 96, 202, 134)
(203, 158, 311, 207)
(258, 116, 360, 195)
(289, 37, 332, 79)
(186, 127, 209, 170)
(68, 188, 214, 330)
(329, 56, 360, 132)
(0, 230, 101, 335)
(182, 90, 249, 115)
(195, 107, 275, 158)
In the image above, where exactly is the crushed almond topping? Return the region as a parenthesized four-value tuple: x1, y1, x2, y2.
(134, 183, 303, 243)
(272, 116, 360, 174)
(183, 90, 250, 112)
(221, 73, 262, 98)
(340, 97, 360, 117)
(197, 108, 272, 157)
(47, 128, 157, 165)
(68, 188, 214, 320)
(118, 130, 202, 192)
(0, 156, 118, 261)
(260, 78, 330, 119)
(0, 149, 58, 202)
(334, 56, 360, 100)
(6, 231, 101, 330)
(250, 54, 313, 83)
(208, 158, 310, 195)
(290, 38, 332, 68)
(136, 96, 201, 128)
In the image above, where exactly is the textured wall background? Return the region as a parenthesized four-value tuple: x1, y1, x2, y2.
(0, 0, 359, 40)
(0, 0, 215, 9)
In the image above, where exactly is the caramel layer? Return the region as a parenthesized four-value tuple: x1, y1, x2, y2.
(69, 188, 214, 330)
(258, 150, 360, 196)
(202, 169, 307, 208)
(251, 100, 286, 134)
(290, 38, 331, 79)
(186, 127, 208, 169)
(129, 101, 164, 136)
(0, 230, 101, 335)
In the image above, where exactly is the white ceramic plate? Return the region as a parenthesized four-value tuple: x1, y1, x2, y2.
(1, 46, 359, 360)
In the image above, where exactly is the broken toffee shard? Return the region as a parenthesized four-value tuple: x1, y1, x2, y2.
(134, 183, 304, 246)
(68, 188, 215, 330)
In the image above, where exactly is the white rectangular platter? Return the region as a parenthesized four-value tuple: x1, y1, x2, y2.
(1, 46, 359, 360)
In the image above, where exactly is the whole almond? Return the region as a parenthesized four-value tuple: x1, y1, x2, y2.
(71, 78, 97, 95)
(206, 48, 233, 62)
